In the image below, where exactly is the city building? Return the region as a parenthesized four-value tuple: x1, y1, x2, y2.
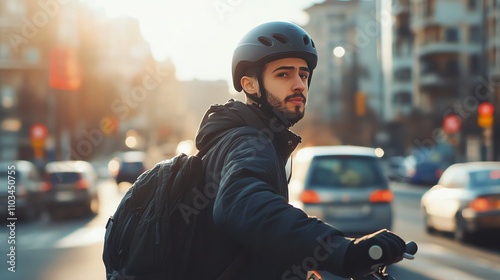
(0, 0, 53, 161)
(302, 0, 386, 146)
(391, 0, 414, 118)
(304, 0, 384, 121)
(410, 0, 499, 160)
(0, 1, 167, 162)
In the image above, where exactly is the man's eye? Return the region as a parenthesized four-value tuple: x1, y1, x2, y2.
(277, 73, 288, 77)
(300, 74, 309, 79)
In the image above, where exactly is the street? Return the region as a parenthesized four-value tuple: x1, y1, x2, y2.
(1, 179, 500, 280)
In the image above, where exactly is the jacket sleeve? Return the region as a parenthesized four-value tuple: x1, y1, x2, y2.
(212, 133, 352, 276)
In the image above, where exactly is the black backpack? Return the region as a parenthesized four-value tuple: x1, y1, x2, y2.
(103, 102, 267, 280)
(102, 151, 241, 280)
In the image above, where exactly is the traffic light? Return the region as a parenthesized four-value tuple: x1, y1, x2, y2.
(355, 91, 366, 117)
(477, 102, 494, 128)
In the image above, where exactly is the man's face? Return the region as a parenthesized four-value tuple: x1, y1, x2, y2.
(261, 57, 310, 124)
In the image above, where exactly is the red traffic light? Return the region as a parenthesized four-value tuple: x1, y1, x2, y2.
(478, 102, 494, 116)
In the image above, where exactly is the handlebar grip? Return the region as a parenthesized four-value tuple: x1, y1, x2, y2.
(403, 241, 418, 260)
(368, 241, 418, 261)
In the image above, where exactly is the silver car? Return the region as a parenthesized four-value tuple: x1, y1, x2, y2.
(289, 146, 393, 236)
(43, 161, 99, 218)
(421, 161, 500, 242)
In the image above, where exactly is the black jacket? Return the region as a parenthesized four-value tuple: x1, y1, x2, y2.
(195, 100, 351, 279)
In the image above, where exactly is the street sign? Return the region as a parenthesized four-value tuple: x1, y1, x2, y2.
(30, 124, 48, 140)
(443, 114, 461, 134)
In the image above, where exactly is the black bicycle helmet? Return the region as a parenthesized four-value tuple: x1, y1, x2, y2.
(232, 21, 318, 92)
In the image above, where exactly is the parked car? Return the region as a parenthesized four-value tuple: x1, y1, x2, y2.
(43, 160, 99, 218)
(0, 160, 44, 220)
(289, 146, 393, 236)
(384, 156, 406, 181)
(421, 161, 500, 242)
(401, 146, 455, 185)
(109, 151, 146, 185)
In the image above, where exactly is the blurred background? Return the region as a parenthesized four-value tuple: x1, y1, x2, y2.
(0, 0, 499, 168)
(1, 1, 500, 280)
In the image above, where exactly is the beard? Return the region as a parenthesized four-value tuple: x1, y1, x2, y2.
(266, 92, 306, 125)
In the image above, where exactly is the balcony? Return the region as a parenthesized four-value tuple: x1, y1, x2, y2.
(392, 56, 413, 71)
(417, 41, 480, 57)
(419, 69, 460, 89)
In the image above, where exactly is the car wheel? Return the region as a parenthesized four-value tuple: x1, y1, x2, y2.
(423, 210, 436, 234)
(454, 215, 473, 243)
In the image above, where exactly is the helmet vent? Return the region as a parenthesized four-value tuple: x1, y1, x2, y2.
(258, 36, 273, 47)
(303, 35, 310, 46)
(272, 33, 289, 44)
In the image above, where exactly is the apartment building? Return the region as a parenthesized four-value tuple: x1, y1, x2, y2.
(486, 0, 500, 104)
(303, 0, 383, 122)
(411, 0, 483, 114)
(409, 0, 500, 160)
(0, 0, 53, 160)
(391, 0, 414, 118)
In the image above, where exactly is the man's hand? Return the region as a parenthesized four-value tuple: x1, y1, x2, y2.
(343, 229, 406, 278)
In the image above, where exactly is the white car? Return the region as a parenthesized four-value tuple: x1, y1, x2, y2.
(421, 161, 500, 242)
(289, 145, 393, 236)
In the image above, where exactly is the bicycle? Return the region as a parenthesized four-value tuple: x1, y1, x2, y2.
(306, 241, 418, 280)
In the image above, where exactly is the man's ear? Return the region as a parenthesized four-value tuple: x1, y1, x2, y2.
(241, 76, 259, 97)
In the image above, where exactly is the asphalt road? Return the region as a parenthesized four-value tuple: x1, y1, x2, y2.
(0, 179, 499, 280)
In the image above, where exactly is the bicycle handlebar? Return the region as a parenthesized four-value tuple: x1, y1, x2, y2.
(368, 241, 418, 260)
(307, 241, 418, 280)
(353, 241, 418, 280)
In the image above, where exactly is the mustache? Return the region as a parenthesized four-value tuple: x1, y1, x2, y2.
(284, 93, 306, 103)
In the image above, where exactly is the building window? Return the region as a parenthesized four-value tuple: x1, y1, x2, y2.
(445, 59, 460, 76)
(469, 54, 480, 74)
(445, 28, 459, 42)
(393, 92, 412, 105)
(469, 25, 481, 42)
(424, 0, 435, 17)
(394, 68, 412, 82)
(467, 0, 477, 10)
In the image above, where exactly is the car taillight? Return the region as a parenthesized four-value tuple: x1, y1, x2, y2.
(77, 178, 89, 190)
(41, 181, 51, 192)
(436, 169, 443, 178)
(469, 197, 496, 212)
(370, 190, 393, 203)
(300, 190, 321, 204)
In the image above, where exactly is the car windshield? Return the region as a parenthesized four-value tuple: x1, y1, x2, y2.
(469, 169, 500, 188)
(49, 172, 81, 184)
(120, 162, 144, 171)
(307, 155, 386, 188)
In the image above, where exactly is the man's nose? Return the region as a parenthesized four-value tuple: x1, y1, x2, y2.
(292, 75, 306, 92)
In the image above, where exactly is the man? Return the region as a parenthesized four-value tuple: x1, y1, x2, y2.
(194, 21, 406, 279)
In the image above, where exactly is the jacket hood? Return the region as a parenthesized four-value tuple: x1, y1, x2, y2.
(195, 100, 265, 153)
